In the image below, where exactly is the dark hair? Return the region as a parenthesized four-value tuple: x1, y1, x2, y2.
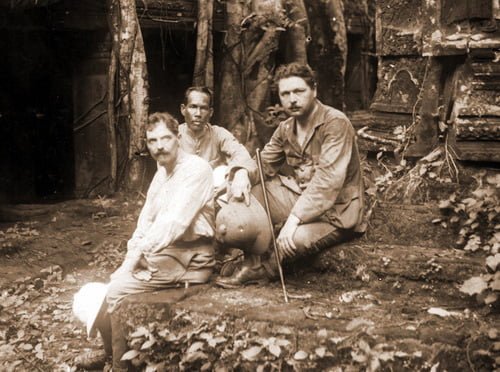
(146, 112, 179, 135)
(183, 86, 213, 107)
(273, 63, 317, 89)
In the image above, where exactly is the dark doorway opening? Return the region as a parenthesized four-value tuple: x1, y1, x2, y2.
(143, 26, 197, 122)
(0, 19, 74, 203)
(345, 34, 364, 112)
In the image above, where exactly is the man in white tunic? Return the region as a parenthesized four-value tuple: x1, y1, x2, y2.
(106, 111, 216, 310)
(74, 112, 215, 370)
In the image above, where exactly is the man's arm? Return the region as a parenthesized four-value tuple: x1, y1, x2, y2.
(258, 123, 287, 178)
(215, 126, 258, 183)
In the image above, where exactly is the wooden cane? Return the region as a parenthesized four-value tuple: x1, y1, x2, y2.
(255, 148, 289, 303)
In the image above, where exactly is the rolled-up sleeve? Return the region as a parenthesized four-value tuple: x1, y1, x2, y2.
(291, 119, 354, 223)
(216, 127, 258, 183)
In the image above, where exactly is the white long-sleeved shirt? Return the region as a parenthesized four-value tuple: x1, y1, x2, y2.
(127, 150, 215, 255)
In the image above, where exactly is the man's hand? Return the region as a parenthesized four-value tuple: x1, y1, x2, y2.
(133, 270, 153, 281)
(110, 254, 142, 280)
(228, 169, 251, 206)
(276, 214, 300, 259)
(110, 251, 143, 280)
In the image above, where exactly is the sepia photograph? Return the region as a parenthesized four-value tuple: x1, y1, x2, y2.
(0, 0, 498, 370)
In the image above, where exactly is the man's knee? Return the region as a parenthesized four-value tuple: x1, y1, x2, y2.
(292, 222, 342, 256)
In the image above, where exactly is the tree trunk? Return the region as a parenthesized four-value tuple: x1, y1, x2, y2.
(218, 0, 246, 130)
(284, 0, 310, 64)
(106, 0, 119, 192)
(323, 0, 346, 110)
(243, 4, 282, 147)
(193, 0, 214, 89)
(305, 0, 346, 109)
(117, 0, 150, 190)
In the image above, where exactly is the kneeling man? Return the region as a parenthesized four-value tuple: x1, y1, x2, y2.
(216, 63, 365, 288)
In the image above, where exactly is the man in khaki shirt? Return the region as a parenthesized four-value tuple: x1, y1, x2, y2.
(216, 63, 365, 288)
(179, 86, 257, 205)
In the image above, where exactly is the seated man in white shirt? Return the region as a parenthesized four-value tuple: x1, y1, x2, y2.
(74, 112, 216, 370)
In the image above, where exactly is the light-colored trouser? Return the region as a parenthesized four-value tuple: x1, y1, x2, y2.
(251, 178, 352, 266)
(106, 243, 214, 313)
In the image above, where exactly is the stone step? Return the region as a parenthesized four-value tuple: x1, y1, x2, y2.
(363, 202, 456, 248)
(306, 242, 483, 283)
(112, 265, 494, 371)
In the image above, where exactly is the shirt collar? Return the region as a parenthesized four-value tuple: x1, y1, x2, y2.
(183, 122, 210, 139)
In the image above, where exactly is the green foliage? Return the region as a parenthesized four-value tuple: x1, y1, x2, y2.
(121, 315, 299, 371)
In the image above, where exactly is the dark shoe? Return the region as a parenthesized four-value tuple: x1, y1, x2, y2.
(220, 260, 239, 277)
(217, 249, 244, 277)
(74, 349, 108, 370)
(215, 265, 269, 289)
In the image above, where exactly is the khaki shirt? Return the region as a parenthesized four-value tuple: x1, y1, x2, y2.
(260, 100, 365, 232)
(179, 123, 257, 181)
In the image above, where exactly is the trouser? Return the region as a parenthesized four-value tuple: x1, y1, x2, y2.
(251, 178, 359, 276)
(106, 240, 214, 312)
(93, 302, 128, 371)
(99, 240, 215, 370)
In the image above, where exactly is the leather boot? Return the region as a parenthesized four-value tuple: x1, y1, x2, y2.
(215, 264, 269, 288)
(215, 254, 268, 288)
(74, 349, 108, 370)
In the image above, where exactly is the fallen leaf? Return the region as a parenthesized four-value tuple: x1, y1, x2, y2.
(346, 318, 374, 331)
(460, 277, 488, 296)
(490, 278, 500, 291)
(276, 326, 292, 335)
(276, 339, 291, 347)
(486, 254, 500, 272)
(186, 341, 204, 354)
(141, 338, 156, 350)
(484, 292, 498, 305)
(208, 336, 227, 347)
(438, 199, 452, 210)
(182, 351, 208, 364)
(315, 347, 326, 358)
(427, 307, 451, 317)
(130, 327, 149, 338)
(268, 344, 281, 357)
(294, 350, 308, 360)
(317, 329, 328, 339)
(121, 349, 140, 361)
(241, 346, 262, 360)
(20, 343, 33, 351)
(488, 328, 498, 340)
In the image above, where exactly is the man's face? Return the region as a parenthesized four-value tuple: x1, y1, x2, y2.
(180, 91, 213, 134)
(146, 122, 179, 167)
(278, 76, 317, 119)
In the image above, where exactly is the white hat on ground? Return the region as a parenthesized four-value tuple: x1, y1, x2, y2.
(72, 282, 109, 337)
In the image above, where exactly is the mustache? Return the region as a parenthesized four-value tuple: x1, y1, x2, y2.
(154, 150, 169, 155)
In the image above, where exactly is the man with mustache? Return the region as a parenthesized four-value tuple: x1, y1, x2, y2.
(74, 112, 216, 370)
(179, 86, 257, 205)
(216, 62, 365, 288)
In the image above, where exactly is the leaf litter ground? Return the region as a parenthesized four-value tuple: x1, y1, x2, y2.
(0, 195, 497, 371)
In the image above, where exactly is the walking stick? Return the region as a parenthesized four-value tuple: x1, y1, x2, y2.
(256, 148, 289, 303)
